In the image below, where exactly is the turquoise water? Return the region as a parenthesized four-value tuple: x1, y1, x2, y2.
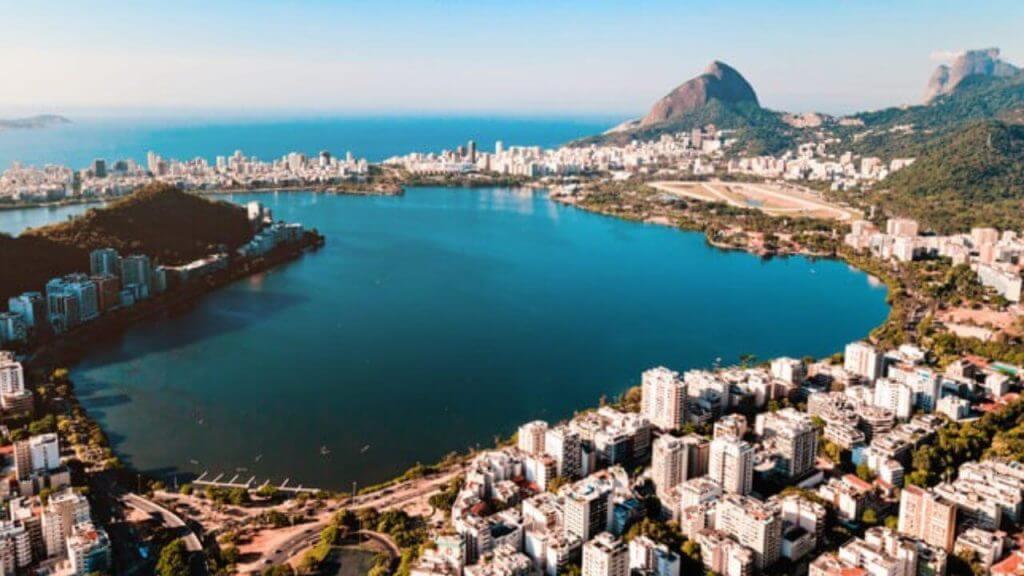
(0, 116, 616, 169)
(58, 188, 889, 489)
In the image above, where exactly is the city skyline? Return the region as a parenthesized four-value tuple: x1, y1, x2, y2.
(3, 0, 1024, 117)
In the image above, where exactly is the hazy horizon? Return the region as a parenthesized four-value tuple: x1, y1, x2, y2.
(3, 0, 1024, 119)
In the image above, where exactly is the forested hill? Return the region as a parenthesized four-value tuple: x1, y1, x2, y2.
(0, 183, 252, 302)
(856, 73, 1024, 132)
(873, 120, 1024, 233)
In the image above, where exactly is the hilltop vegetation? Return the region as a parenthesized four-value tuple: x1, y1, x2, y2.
(858, 69, 1024, 131)
(579, 101, 796, 155)
(873, 120, 1024, 232)
(0, 183, 252, 301)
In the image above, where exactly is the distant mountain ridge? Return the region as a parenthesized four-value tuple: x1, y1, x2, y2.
(573, 47, 1024, 233)
(640, 61, 760, 127)
(925, 48, 1020, 103)
(0, 114, 70, 131)
(575, 60, 795, 155)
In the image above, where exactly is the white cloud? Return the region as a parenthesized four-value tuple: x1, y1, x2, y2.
(929, 49, 964, 63)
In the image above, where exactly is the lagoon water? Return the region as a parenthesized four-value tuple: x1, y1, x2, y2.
(0, 203, 100, 236)
(48, 188, 890, 488)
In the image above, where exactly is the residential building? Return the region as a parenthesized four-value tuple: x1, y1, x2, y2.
(518, 421, 548, 455)
(66, 523, 111, 576)
(120, 254, 153, 300)
(628, 535, 680, 576)
(582, 532, 628, 576)
(562, 476, 613, 542)
(697, 529, 754, 576)
(897, 485, 957, 551)
(755, 408, 818, 479)
(41, 489, 92, 558)
(88, 248, 121, 277)
(545, 425, 582, 479)
(641, 367, 688, 430)
(714, 494, 782, 569)
(845, 342, 884, 383)
(651, 435, 687, 500)
(708, 436, 754, 495)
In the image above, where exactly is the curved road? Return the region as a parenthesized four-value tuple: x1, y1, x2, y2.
(263, 530, 399, 568)
(123, 493, 203, 552)
(247, 464, 462, 571)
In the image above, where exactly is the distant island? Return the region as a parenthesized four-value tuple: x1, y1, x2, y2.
(0, 114, 70, 131)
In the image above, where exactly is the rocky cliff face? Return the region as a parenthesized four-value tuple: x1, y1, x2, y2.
(640, 61, 760, 127)
(925, 48, 1019, 103)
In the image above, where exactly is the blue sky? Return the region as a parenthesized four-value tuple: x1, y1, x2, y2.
(2, 0, 1022, 117)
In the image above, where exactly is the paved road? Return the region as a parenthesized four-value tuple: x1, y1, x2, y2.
(262, 529, 399, 568)
(249, 464, 463, 571)
(123, 493, 203, 552)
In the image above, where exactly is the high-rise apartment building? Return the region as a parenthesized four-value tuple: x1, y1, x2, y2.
(641, 367, 687, 430)
(518, 421, 548, 455)
(714, 494, 782, 569)
(88, 248, 121, 277)
(544, 425, 582, 480)
(651, 435, 687, 499)
(897, 485, 956, 551)
(708, 436, 754, 495)
(845, 341, 884, 383)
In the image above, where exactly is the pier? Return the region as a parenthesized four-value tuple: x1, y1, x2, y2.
(192, 471, 324, 495)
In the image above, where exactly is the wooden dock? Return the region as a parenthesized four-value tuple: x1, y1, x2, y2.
(192, 471, 323, 494)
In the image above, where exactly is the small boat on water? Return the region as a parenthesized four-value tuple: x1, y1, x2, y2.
(360, 444, 371, 454)
(189, 459, 200, 466)
(320, 445, 331, 456)
(254, 454, 263, 462)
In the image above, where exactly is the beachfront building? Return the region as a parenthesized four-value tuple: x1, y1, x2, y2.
(641, 367, 688, 431)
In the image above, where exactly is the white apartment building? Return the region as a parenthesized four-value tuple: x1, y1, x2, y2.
(873, 379, 914, 420)
(845, 341, 884, 383)
(641, 367, 688, 430)
(714, 494, 782, 569)
(770, 357, 807, 385)
(544, 425, 582, 480)
(0, 521, 33, 574)
(651, 435, 687, 499)
(754, 408, 818, 479)
(518, 421, 548, 455)
(897, 485, 956, 552)
(628, 535, 680, 576)
(562, 476, 614, 542)
(708, 436, 754, 495)
(582, 533, 628, 576)
(42, 489, 92, 558)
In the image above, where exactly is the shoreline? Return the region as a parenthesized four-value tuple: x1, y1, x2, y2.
(10, 182, 894, 494)
(21, 232, 326, 476)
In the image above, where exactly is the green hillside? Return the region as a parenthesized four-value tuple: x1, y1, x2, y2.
(874, 120, 1024, 232)
(575, 101, 798, 155)
(0, 183, 252, 301)
(857, 73, 1024, 130)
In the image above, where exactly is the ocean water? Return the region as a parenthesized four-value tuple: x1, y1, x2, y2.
(47, 188, 891, 489)
(0, 116, 618, 170)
